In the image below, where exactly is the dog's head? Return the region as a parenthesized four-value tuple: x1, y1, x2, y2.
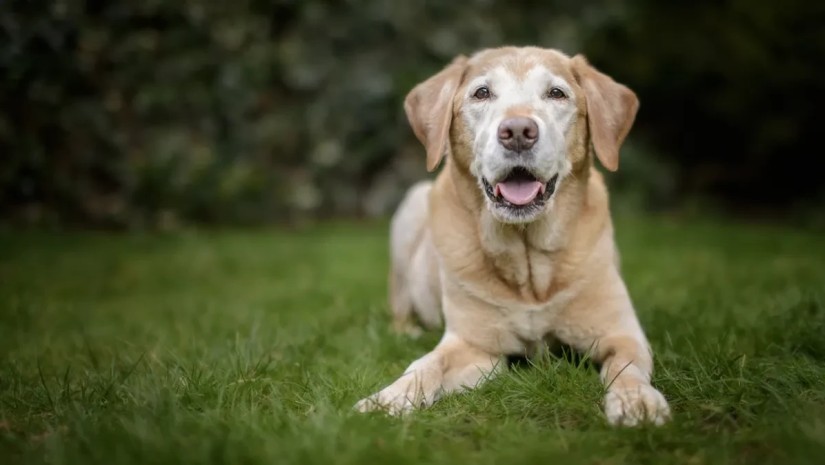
(405, 47, 638, 224)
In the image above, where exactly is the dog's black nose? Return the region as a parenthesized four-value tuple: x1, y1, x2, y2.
(497, 117, 538, 153)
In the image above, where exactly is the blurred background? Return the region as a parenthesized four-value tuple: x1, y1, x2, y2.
(2, 0, 823, 229)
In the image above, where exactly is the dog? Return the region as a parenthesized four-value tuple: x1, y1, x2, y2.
(355, 46, 670, 426)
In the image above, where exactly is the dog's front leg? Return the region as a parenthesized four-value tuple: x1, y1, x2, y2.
(594, 334, 671, 426)
(556, 278, 671, 426)
(355, 332, 502, 415)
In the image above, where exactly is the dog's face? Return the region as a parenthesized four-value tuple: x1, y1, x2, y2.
(459, 49, 582, 223)
(405, 47, 639, 224)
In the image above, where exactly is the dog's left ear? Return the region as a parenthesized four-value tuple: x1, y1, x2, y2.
(404, 55, 468, 172)
(571, 55, 639, 172)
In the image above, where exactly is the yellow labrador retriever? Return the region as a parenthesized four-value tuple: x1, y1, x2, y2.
(355, 46, 670, 426)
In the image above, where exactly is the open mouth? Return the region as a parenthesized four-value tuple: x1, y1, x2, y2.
(482, 167, 559, 209)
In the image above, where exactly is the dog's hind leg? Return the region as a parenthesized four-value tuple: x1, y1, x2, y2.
(388, 181, 439, 336)
(389, 267, 421, 337)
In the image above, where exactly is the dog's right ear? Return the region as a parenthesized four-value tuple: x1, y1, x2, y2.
(404, 55, 468, 172)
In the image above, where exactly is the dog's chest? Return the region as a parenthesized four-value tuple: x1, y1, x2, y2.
(484, 246, 583, 347)
(500, 286, 576, 343)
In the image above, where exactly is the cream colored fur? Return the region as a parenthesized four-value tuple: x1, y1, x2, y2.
(355, 47, 670, 426)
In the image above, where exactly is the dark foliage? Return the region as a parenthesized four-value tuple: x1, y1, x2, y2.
(587, 0, 825, 209)
(0, 0, 820, 227)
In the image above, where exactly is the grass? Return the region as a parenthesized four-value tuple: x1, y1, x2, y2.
(1, 215, 825, 465)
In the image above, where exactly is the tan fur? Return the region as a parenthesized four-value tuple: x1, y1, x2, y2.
(405, 56, 468, 172)
(571, 55, 639, 172)
(356, 47, 670, 426)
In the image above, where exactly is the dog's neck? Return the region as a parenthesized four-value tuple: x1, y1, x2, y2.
(441, 160, 597, 302)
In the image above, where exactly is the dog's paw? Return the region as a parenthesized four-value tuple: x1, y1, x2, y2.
(353, 388, 421, 416)
(604, 384, 671, 426)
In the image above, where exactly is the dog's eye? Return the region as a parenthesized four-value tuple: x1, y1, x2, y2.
(473, 86, 491, 100)
(546, 87, 566, 100)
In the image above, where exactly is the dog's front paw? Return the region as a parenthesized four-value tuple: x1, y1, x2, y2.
(604, 384, 671, 426)
(354, 384, 428, 416)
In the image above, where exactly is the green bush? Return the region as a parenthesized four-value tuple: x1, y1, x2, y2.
(0, 0, 623, 227)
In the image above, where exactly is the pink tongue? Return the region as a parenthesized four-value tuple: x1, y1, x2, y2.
(496, 180, 543, 205)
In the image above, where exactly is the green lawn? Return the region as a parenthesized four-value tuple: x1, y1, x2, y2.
(1, 215, 825, 465)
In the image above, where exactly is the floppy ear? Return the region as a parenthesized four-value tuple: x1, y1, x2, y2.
(404, 55, 468, 172)
(571, 55, 639, 172)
